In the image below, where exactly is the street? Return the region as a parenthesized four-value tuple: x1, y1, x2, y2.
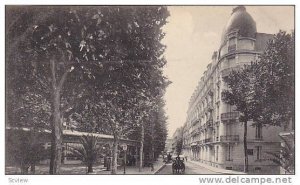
(157, 161, 219, 175)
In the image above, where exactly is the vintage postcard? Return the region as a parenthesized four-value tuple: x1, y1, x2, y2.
(4, 4, 295, 185)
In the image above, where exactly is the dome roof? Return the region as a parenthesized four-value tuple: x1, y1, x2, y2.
(221, 6, 257, 44)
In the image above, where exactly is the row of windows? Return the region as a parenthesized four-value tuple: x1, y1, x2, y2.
(226, 145, 262, 161)
(190, 145, 262, 162)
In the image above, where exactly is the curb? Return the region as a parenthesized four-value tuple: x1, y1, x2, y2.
(188, 161, 246, 175)
(153, 163, 166, 174)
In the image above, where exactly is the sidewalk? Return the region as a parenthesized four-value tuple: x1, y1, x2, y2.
(187, 160, 246, 174)
(6, 158, 166, 175)
(98, 157, 165, 174)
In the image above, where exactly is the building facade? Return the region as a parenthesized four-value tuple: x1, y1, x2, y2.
(182, 6, 283, 174)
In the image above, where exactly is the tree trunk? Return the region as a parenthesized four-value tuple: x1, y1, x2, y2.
(21, 162, 29, 175)
(49, 117, 56, 174)
(87, 163, 93, 173)
(243, 121, 249, 173)
(30, 162, 35, 174)
(139, 124, 144, 172)
(111, 136, 118, 174)
(49, 59, 68, 174)
(49, 90, 63, 174)
(21, 167, 29, 174)
(151, 122, 155, 171)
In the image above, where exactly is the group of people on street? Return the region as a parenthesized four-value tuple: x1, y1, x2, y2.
(164, 153, 188, 163)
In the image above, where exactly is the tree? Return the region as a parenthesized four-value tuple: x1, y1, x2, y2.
(6, 6, 169, 175)
(6, 6, 127, 174)
(175, 137, 183, 155)
(69, 135, 102, 173)
(151, 100, 168, 160)
(255, 31, 295, 129)
(222, 63, 260, 173)
(87, 6, 169, 174)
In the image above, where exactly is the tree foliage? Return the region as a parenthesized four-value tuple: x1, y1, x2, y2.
(254, 31, 295, 128)
(6, 129, 50, 174)
(6, 6, 170, 174)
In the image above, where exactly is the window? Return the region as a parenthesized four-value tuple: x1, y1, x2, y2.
(255, 125, 262, 139)
(216, 146, 219, 162)
(216, 105, 219, 119)
(247, 149, 254, 155)
(255, 146, 262, 160)
(228, 38, 236, 52)
(216, 126, 219, 141)
(226, 145, 233, 161)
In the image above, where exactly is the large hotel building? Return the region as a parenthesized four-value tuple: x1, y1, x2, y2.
(181, 6, 284, 174)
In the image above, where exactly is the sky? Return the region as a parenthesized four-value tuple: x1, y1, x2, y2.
(162, 6, 294, 137)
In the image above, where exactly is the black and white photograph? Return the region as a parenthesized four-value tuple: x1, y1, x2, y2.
(4, 3, 295, 181)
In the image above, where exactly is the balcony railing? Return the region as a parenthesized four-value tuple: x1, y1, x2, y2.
(220, 67, 240, 77)
(197, 140, 204, 145)
(191, 129, 200, 136)
(203, 138, 212, 143)
(221, 112, 239, 121)
(220, 135, 239, 142)
(191, 142, 197, 146)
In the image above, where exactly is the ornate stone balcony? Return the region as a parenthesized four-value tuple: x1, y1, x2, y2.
(220, 112, 239, 122)
(220, 135, 239, 142)
(197, 140, 204, 145)
(203, 137, 212, 143)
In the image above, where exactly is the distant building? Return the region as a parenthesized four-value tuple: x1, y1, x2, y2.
(181, 6, 284, 174)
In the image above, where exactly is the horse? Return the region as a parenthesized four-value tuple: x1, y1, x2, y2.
(172, 159, 185, 174)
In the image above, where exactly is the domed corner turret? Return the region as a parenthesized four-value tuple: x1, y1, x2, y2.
(220, 6, 257, 45)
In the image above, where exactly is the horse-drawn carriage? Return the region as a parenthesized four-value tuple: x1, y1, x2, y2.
(172, 156, 185, 174)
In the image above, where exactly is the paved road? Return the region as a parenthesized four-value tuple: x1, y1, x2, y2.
(157, 161, 219, 175)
